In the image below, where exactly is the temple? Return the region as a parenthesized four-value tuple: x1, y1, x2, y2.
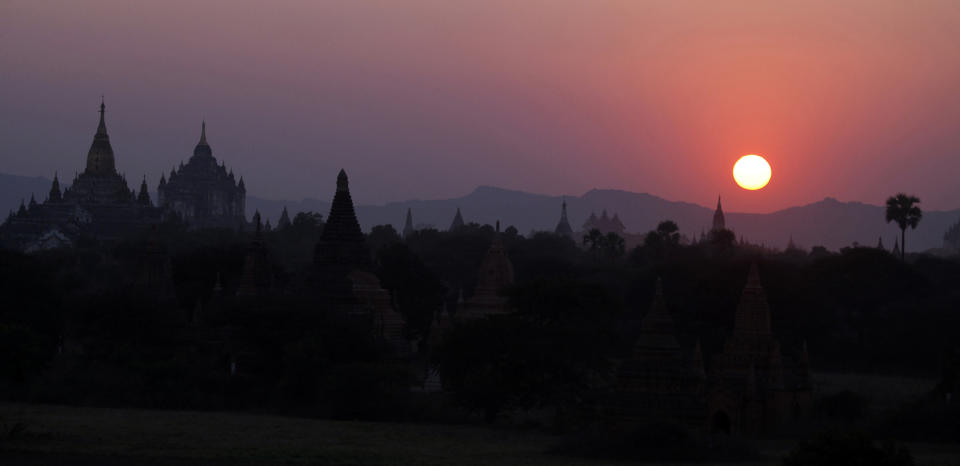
(457, 222, 515, 321)
(157, 122, 247, 230)
(608, 278, 706, 428)
(1, 100, 160, 249)
(707, 263, 812, 433)
(314, 169, 409, 354)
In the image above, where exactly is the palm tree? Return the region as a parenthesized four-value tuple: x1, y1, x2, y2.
(885, 193, 922, 260)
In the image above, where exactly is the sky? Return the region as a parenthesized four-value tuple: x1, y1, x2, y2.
(1, 0, 959, 212)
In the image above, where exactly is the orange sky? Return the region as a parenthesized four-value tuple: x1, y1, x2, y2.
(1, 0, 959, 211)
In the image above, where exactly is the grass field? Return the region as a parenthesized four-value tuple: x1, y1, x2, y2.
(1, 401, 958, 465)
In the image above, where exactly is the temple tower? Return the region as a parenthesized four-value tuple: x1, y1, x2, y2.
(712, 196, 726, 232)
(449, 207, 465, 231)
(403, 208, 415, 238)
(458, 222, 515, 321)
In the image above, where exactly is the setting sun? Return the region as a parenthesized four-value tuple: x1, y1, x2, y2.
(733, 155, 772, 190)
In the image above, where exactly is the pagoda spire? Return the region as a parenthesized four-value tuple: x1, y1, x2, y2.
(316, 169, 368, 267)
(403, 208, 414, 238)
(138, 175, 152, 206)
(449, 207, 465, 231)
(277, 206, 291, 229)
(712, 194, 726, 231)
(96, 96, 107, 136)
(554, 198, 573, 238)
(48, 172, 62, 203)
(193, 121, 212, 157)
(85, 97, 116, 175)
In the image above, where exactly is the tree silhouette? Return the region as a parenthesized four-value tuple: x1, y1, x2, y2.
(885, 193, 922, 261)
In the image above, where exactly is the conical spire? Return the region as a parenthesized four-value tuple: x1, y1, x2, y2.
(877, 236, 885, 250)
(252, 210, 262, 237)
(636, 277, 680, 349)
(449, 207, 465, 231)
(336, 168, 349, 192)
(277, 206, 291, 229)
(96, 97, 107, 136)
(193, 121, 212, 157)
(48, 172, 62, 203)
(85, 98, 116, 176)
(712, 195, 726, 231)
(316, 169, 368, 266)
(138, 175, 151, 205)
(29, 193, 37, 209)
(403, 208, 414, 238)
(554, 198, 573, 238)
(733, 262, 772, 336)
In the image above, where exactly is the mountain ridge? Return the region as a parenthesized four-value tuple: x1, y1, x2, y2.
(2, 173, 957, 252)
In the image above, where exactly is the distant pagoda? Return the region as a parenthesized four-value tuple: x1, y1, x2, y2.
(449, 207, 465, 231)
(712, 195, 726, 232)
(402, 208, 415, 238)
(554, 199, 573, 238)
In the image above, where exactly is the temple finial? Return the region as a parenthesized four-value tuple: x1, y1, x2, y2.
(96, 97, 107, 136)
(337, 169, 349, 192)
(200, 120, 207, 144)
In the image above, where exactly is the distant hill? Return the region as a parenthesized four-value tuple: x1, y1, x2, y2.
(2, 172, 957, 252)
(250, 186, 960, 253)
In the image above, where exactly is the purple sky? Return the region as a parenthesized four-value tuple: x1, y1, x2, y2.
(1, 0, 959, 211)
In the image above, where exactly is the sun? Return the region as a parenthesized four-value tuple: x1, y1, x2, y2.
(733, 155, 771, 190)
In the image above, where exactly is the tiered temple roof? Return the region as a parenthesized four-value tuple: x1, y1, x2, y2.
(157, 122, 246, 230)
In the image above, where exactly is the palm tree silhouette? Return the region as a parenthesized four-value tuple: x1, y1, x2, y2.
(885, 193, 922, 261)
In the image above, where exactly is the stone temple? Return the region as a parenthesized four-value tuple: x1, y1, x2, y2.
(158, 122, 247, 230)
(1, 101, 160, 249)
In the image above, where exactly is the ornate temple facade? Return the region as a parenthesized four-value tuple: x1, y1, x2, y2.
(707, 263, 812, 433)
(157, 122, 246, 230)
(458, 223, 515, 321)
(1, 101, 160, 249)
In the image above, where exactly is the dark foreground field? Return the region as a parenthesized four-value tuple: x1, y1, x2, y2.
(2, 402, 960, 466)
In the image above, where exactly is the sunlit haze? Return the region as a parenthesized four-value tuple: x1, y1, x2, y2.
(2, 0, 959, 211)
